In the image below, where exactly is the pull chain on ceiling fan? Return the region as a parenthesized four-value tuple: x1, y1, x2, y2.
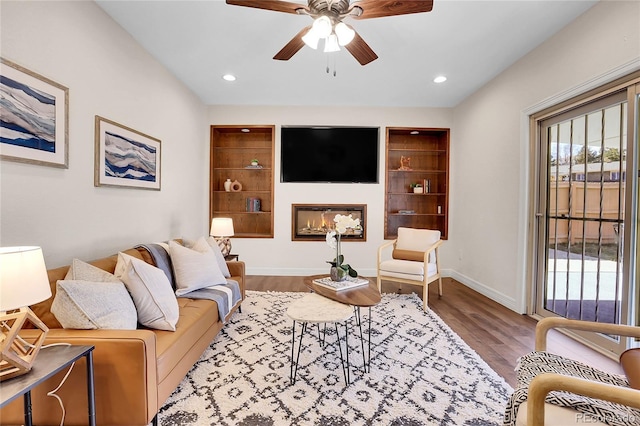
(225, 0, 434, 66)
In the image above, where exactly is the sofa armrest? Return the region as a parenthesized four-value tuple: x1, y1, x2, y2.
(228, 260, 246, 298)
(0, 328, 158, 426)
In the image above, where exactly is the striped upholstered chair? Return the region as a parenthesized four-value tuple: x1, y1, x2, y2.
(505, 317, 640, 426)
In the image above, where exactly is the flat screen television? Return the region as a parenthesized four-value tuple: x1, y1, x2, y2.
(280, 126, 379, 183)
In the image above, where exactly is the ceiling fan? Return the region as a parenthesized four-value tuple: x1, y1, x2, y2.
(225, 0, 434, 66)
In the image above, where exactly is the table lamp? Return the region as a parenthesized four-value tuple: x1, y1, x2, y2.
(210, 218, 234, 256)
(0, 246, 51, 381)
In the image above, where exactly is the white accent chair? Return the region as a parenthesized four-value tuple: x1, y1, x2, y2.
(376, 227, 443, 311)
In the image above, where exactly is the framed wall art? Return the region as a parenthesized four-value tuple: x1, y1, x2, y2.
(0, 58, 69, 168)
(94, 116, 161, 190)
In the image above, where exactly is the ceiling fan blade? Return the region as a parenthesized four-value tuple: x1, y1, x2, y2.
(350, 0, 433, 19)
(344, 31, 378, 65)
(273, 26, 311, 61)
(225, 0, 308, 15)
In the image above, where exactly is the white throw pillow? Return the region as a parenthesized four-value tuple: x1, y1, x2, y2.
(182, 236, 231, 278)
(51, 280, 137, 330)
(169, 238, 227, 296)
(114, 252, 179, 331)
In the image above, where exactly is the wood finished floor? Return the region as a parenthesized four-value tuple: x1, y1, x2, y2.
(245, 275, 623, 387)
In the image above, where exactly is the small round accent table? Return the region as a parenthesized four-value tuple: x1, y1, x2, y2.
(304, 275, 381, 374)
(286, 293, 354, 385)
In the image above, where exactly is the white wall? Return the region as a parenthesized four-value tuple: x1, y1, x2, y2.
(0, 1, 208, 268)
(207, 106, 453, 277)
(449, 0, 640, 312)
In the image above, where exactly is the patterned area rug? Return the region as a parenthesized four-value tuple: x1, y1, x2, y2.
(158, 291, 513, 425)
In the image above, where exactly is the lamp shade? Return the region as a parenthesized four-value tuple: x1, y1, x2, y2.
(210, 218, 235, 237)
(302, 28, 320, 49)
(324, 34, 341, 53)
(0, 246, 51, 311)
(335, 22, 355, 46)
(312, 15, 332, 38)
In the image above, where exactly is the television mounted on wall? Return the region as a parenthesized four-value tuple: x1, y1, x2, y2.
(280, 126, 379, 183)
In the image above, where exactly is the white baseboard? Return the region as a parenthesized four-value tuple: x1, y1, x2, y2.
(443, 269, 521, 313)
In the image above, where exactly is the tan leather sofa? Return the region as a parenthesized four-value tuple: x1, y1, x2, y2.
(0, 246, 245, 426)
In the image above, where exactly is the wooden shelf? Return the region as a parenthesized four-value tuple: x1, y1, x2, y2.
(210, 125, 275, 238)
(384, 127, 449, 239)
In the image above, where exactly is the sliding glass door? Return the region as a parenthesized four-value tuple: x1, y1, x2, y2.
(533, 81, 638, 354)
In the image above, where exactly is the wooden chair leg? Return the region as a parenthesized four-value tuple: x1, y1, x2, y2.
(438, 276, 443, 297)
(423, 283, 428, 311)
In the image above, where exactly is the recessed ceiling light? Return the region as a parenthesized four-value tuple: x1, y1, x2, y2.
(222, 74, 236, 82)
(241, 128, 250, 133)
(410, 131, 419, 135)
(434, 76, 447, 83)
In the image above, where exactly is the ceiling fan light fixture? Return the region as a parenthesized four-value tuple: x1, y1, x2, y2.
(334, 22, 355, 46)
(312, 15, 332, 39)
(302, 28, 320, 49)
(323, 33, 340, 53)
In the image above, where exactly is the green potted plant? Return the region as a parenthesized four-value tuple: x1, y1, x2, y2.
(250, 158, 259, 166)
(410, 183, 423, 193)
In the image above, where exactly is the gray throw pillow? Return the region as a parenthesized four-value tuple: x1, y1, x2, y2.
(51, 280, 137, 330)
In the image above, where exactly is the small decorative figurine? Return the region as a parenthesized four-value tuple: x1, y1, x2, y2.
(398, 155, 412, 171)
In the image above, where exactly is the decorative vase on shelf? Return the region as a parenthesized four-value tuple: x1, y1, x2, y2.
(224, 178, 232, 192)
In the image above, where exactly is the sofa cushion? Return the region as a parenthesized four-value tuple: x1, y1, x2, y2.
(155, 297, 220, 384)
(169, 238, 227, 296)
(115, 252, 179, 331)
(51, 280, 137, 329)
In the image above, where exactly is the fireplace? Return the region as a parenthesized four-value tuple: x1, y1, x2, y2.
(292, 204, 366, 241)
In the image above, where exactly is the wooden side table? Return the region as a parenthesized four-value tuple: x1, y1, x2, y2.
(224, 253, 239, 261)
(0, 344, 96, 426)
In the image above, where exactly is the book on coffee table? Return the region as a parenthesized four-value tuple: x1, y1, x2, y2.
(312, 276, 370, 292)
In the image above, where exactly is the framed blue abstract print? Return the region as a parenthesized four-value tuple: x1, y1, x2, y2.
(0, 58, 69, 168)
(94, 116, 161, 190)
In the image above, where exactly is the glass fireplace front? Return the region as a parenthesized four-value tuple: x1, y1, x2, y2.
(292, 204, 366, 241)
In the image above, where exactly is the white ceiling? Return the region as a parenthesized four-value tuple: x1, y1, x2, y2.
(96, 0, 597, 108)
